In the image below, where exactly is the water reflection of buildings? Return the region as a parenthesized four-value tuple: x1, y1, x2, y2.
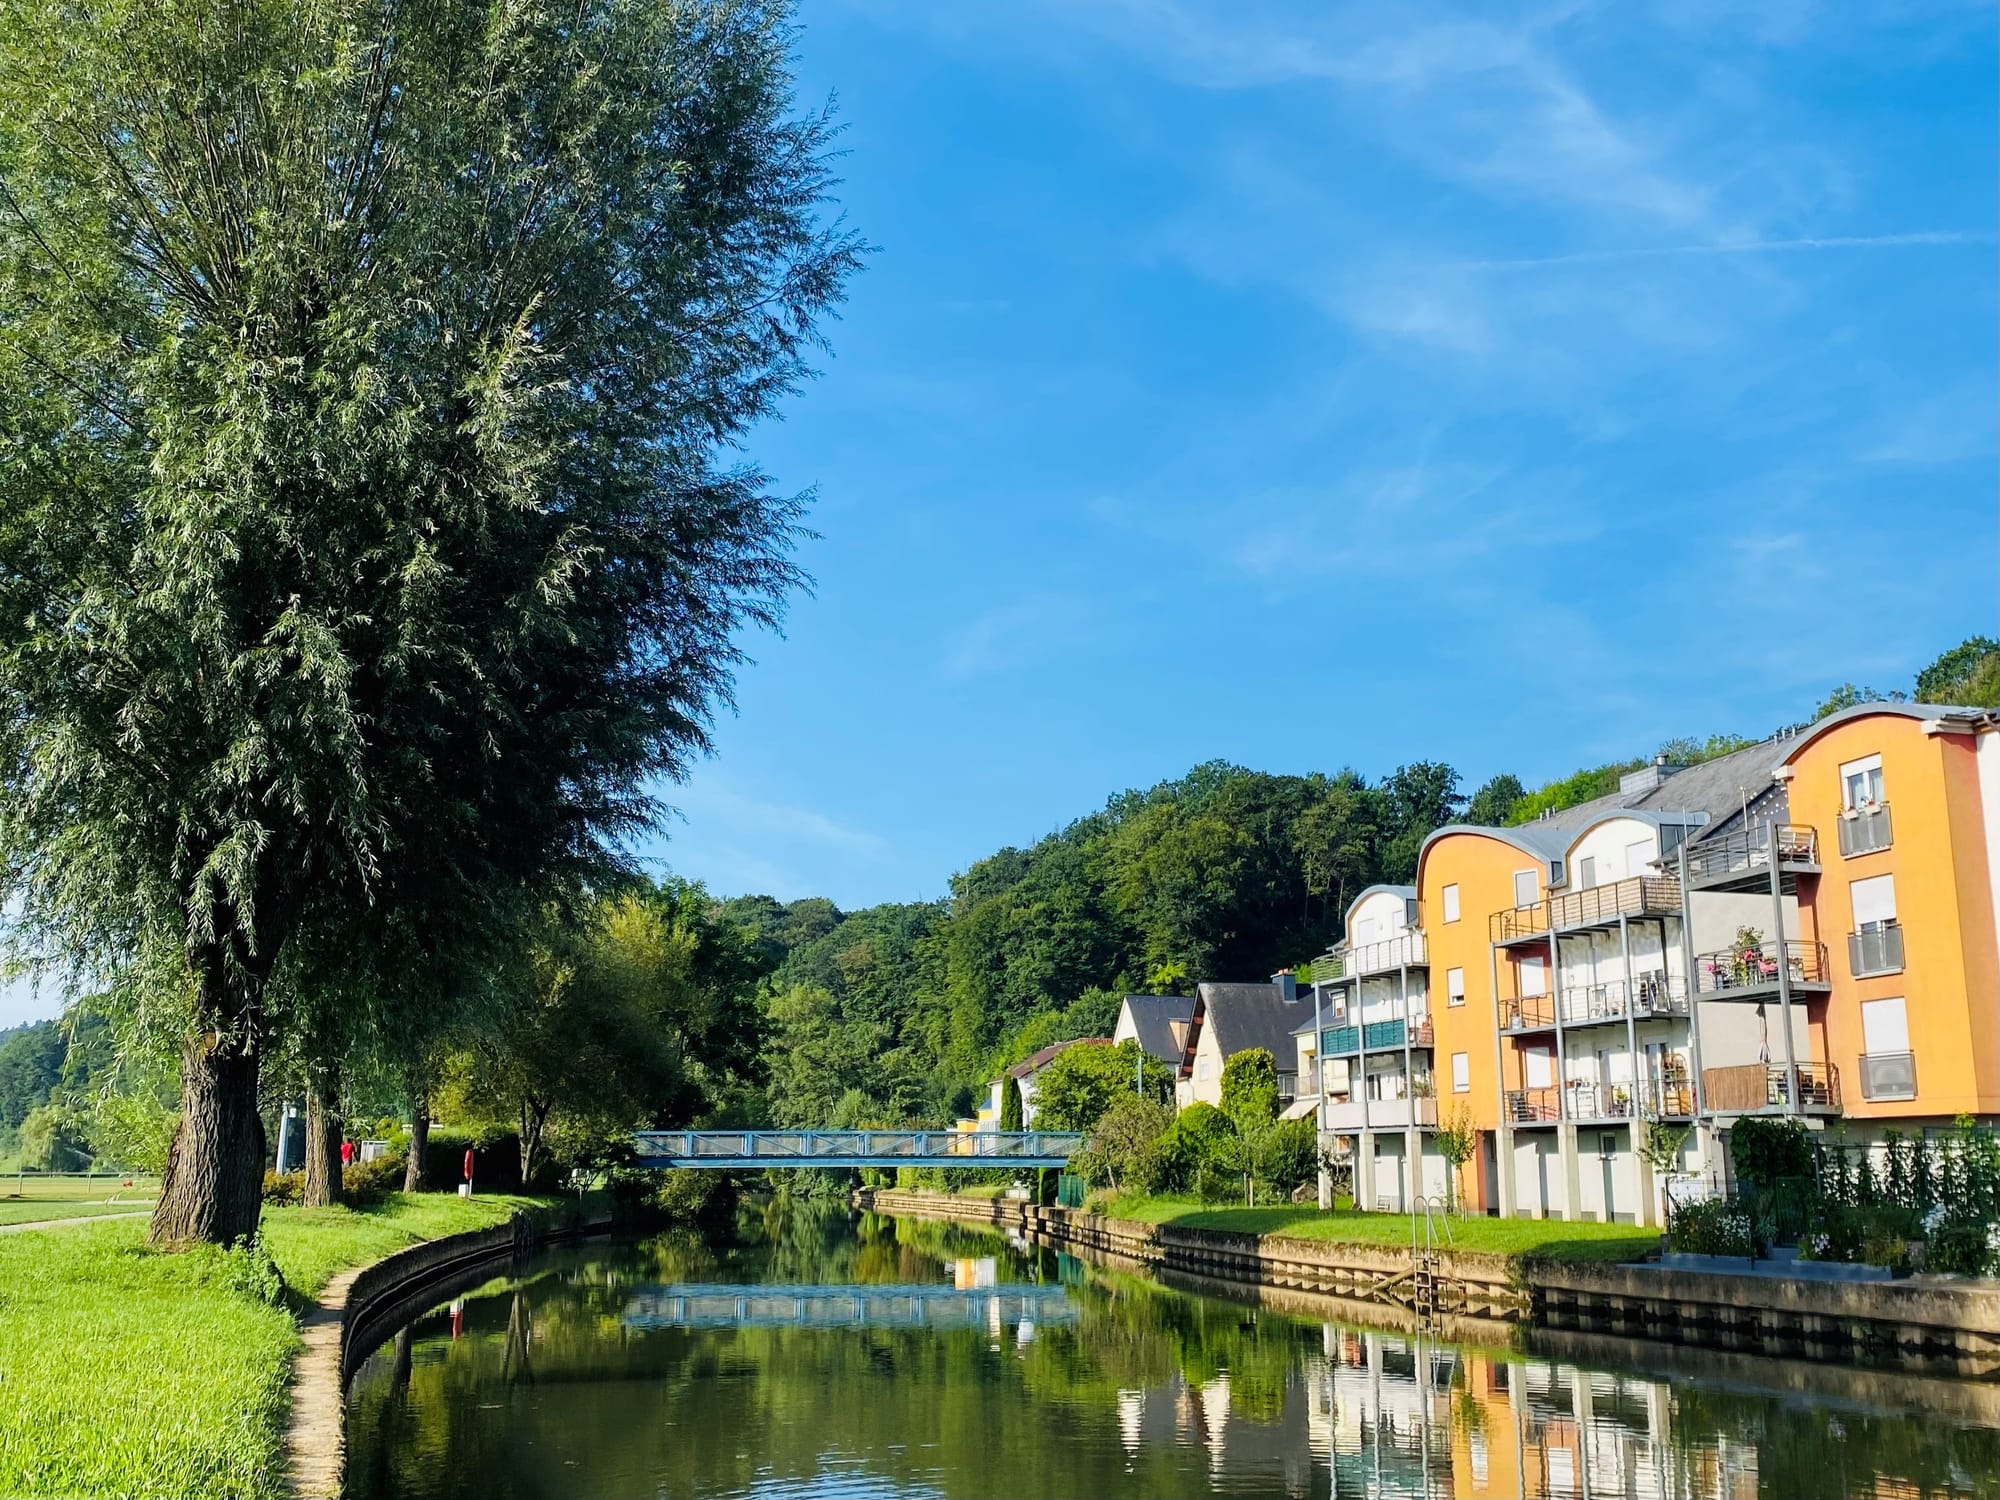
(1312, 1328, 1761, 1500)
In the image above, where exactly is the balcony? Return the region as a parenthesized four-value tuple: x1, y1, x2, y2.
(1557, 974, 1689, 1028)
(1684, 823, 1821, 892)
(1701, 1062, 1841, 1115)
(1858, 1051, 1917, 1102)
(1314, 950, 1347, 982)
(1549, 876, 1682, 933)
(1837, 802, 1892, 858)
(1563, 1077, 1696, 1121)
(1322, 1095, 1438, 1132)
(1347, 931, 1428, 975)
(1848, 923, 1905, 978)
(1501, 994, 1557, 1033)
(1692, 941, 1832, 999)
(1505, 1087, 1561, 1123)
(1489, 903, 1551, 945)
(1322, 1025, 1359, 1056)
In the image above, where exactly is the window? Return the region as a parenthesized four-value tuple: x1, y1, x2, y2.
(1841, 753, 1885, 810)
(1861, 997, 1909, 1055)
(1442, 884, 1460, 923)
(1513, 869, 1538, 908)
(1578, 855, 1597, 888)
(1851, 873, 1897, 929)
(1446, 967, 1466, 1006)
(1196, 1056, 1214, 1081)
(1451, 1052, 1470, 1092)
(1519, 954, 1547, 997)
(1525, 1047, 1554, 1088)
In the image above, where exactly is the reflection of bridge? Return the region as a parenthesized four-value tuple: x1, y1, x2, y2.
(632, 1130, 1084, 1169)
(623, 1282, 1079, 1330)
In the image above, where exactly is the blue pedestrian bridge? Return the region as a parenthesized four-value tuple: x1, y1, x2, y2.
(632, 1129, 1084, 1170)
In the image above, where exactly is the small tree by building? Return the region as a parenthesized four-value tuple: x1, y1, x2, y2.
(1432, 1106, 1478, 1213)
(999, 1074, 1023, 1133)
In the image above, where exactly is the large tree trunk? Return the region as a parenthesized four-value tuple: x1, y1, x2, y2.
(303, 1060, 345, 1209)
(518, 1097, 549, 1188)
(148, 1029, 266, 1246)
(403, 1091, 430, 1193)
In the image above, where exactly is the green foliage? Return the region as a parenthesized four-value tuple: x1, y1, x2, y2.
(1030, 1041, 1170, 1133)
(0, 0, 856, 1240)
(999, 1074, 1023, 1132)
(1667, 1198, 1757, 1257)
(1728, 1117, 1813, 1189)
(1076, 1093, 1174, 1191)
(17, 1101, 90, 1171)
(1506, 761, 1645, 825)
(88, 1088, 179, 1176)
(0, 1020, 64, 1131)
(1219, 1049, 1279, 1128)
(1916, 636, 2000, 707)
(1814, 683, 1906, 720)
(1463, 774, 1525, 827)
(1260, 1116, 1319, 1199)
(1151, 1102, 1238, 1196)
(1432, 1105, 1479, 1211)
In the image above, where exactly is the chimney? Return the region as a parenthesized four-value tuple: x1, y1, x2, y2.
(1271, 969, 1297, 1003)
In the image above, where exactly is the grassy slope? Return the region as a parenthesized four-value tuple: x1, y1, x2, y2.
(0, 1192, 541, 1500)
(0, 1174, 159, 1225)
(1096, 1193, 1660, 1263)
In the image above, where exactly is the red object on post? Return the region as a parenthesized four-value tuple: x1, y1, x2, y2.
(463, 1147, 476, 1184)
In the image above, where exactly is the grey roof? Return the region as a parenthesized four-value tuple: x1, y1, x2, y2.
(1006, 1036, 1108, 1080)
(1118, 994, 1195, 1065)
(1188, 982, 1311, 1073)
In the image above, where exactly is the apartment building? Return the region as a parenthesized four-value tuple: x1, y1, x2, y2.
(1299, 716, 2000, 1227)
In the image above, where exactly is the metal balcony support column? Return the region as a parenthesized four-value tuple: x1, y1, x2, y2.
(1314, 978, 1330, 1210)
(1400, 961, 1420, 1196)
(1676, 840, 1716, 1185)
(1768, 817, 1800, 1116)
(1617, 912, 1653, 1227)
(1490, 943, 1515, 1218)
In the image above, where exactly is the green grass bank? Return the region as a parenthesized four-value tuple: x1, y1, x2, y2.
(0, 1173, 159, 1226)
(0, 1191, 544, 1500)
(1068, 1189, 1659, 1263)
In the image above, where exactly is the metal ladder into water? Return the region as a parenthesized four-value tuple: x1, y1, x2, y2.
(1407, 1196, 1456, 1320)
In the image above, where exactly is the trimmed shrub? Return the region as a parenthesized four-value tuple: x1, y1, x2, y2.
(261, 1170, 302, 1205)
(342, 1153, 408, 1205)
(1728, 1117, 1812, 1191)
(1667, 1198, 1756, 1257)
(1153, 1103, 1237, 1194)
(1261, 1116, 1319, 1199)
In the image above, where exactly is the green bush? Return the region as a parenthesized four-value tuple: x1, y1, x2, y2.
(1925, 1219, 1996, 1277)
(261, 1169, 303, 1205)
(1666, 1198, 1756, 1257)
(1728, 1117, 1812, 1191)
(342, 1152, 408, 1204)
(1153, 1103, 1237, 1194)
(1261, 1116, 1319, 1198)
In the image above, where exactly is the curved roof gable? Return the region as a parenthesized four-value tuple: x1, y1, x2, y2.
(1777, 701, 1997, 770)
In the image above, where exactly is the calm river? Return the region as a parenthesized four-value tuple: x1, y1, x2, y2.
(346, 1201, 1999, 1499)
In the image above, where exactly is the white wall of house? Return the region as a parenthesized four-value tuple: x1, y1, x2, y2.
(1686, 889, 1801, 954)
(1349, 888, 1411, 945)
(1695, 1000, 1812, 1070)
(1513, 1134, 1566, 1218)
(1179, 1026, 1226, 1109)
(1567, 818, 1662, 888)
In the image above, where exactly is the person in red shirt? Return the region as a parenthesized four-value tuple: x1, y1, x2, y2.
(340, 1138, 355, 1169)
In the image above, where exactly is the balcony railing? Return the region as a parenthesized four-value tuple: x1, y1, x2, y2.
(1489, 903, 1550, 944)
(1347, 931, 1428, 975)
(1701, 1062, 1841, 1114)
(1322, 1025, 1359, 1056)
(1557, 974, 1689, 1026)
(1314, 951, 1347, 981)
(1848, 923, 1905, 978)
(1505, 1087, 1561, 1123)
(1692, 940, 1831, 995)
(1859, 1052, 1917, 1102)
(1502, 994, 1557, 1032)
(1684, 823, 1820, 886)
(1323, 1096, 1438, 1132)
(1549, 876, 1683, 932)
(1837, 802, 1892, 858)
(1562, 1077, 1696, 1121)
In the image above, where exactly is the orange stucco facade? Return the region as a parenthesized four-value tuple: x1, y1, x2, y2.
(1781, 709, 2000, 1123)
(1417, 829, 1551, 1211)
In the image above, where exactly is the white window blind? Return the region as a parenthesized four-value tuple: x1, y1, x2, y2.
(1514, 869, 1538, 908)
(1520, 955, 1547, 997)
(1452, 1053, 1470, 1092)
(1442, 884, 1460, 922)
(1861, 997, 1909, 1055)
(1447, 967, 1466, 1006)
(1851, 874, 1897, 928)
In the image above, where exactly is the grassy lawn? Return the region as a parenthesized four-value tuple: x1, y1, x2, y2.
(0, 1173, 159, 1226)
(1097, 1193, 1660, 1264)
(0, 1191, 544, 1499)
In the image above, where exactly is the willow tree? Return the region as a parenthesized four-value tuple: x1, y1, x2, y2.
(0, 0, 858, 1243)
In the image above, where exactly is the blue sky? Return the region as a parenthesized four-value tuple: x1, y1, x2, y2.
(5, 0, 1996, 1028)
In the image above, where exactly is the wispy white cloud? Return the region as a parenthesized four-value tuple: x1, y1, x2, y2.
(942, 594, 1094, 678)
(1447, 230, 1995, 270)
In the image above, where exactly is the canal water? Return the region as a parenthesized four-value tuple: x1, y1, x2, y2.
(346, 1201, 1999, 1499)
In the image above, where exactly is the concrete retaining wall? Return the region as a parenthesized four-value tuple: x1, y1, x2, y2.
(288, 1203, 611, 1499)
(859, 1189, 2000, 1378)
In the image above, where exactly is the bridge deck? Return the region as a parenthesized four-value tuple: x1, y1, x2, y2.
(632, 1129, 1084, 1169)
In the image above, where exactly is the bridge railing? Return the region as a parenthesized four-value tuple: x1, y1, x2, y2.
(632, 1129, 1086, 1164)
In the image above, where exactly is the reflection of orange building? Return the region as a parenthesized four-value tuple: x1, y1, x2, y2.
(1447, 1355, 1525, 1499)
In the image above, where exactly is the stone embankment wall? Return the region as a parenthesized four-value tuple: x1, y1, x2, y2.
(856, 1188, 2000, 1378)
(290, 1204, 611, 1499)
